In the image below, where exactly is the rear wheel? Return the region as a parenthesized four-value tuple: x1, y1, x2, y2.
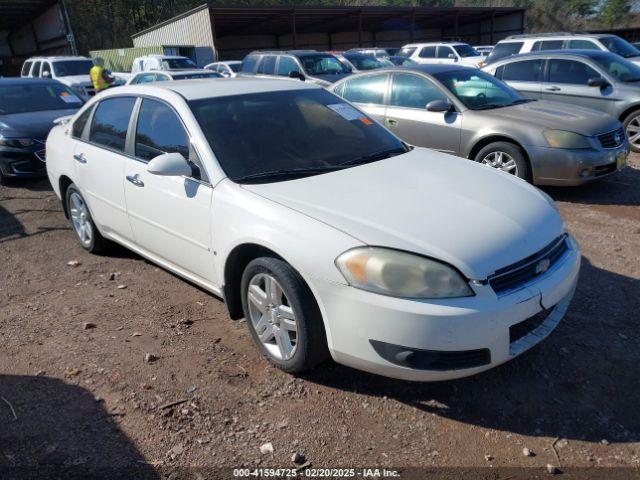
(240, 257, 328, 373)
(65, 184, 109, 254)
(623, 110, 640, 153)
(474, 141, 531, 182)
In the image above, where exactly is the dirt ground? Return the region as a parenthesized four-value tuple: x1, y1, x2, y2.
(1, 154, 639, 480)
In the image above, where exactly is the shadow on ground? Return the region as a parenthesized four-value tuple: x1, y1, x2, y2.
(0, 375, 160, 479)
(304, 257, 640, 444)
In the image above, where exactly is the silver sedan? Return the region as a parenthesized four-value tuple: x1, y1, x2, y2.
(330, 65, 629, 186)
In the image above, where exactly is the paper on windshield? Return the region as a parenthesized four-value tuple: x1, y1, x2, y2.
(60, 91, 82, 104)
(328, 103, 367, 122)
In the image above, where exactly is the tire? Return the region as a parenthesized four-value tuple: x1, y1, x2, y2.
(473, 141, 531, 183)
(622, 110, 640, 153)
(0, 171, 7, 186)
(65, 184, 109, 254)
(240, 257, 329, 374)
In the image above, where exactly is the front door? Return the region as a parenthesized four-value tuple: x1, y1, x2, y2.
(123, 98, 214, 283)
(384, 72, 461, 155)
(74, 97, 136, 241)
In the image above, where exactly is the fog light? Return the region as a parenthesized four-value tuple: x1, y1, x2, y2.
(580, 168, 591, 177)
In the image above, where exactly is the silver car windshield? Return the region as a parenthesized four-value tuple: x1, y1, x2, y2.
(600, 36, 640, 59)
(591, 54, 640, 82)
(434, 69, 525, 110)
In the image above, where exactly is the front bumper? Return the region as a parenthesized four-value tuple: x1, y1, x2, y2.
(527, 141, 629, 186)
(312, 238, 580, 381)
(0, 145, 47, 178)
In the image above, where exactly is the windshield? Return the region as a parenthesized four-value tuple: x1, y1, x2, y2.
(173, 72, 221, 80)
(345, 54, 385, 71)
(600, 36, 640, 59)
(433, 69, 523, 110)
(189, 89, 407, 183)
(453, 44, 480, 58)
(162, 58, 197, 69)
(591, 53, 640, 82)
(0, 83, 84, 114)
(299, 55, 351, 75)
(229, 63, 242, 72)
(53, 60, 94, 77)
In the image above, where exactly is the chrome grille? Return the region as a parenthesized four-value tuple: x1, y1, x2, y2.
(598, 127, 625, 149)
(488, 235, 569, 295)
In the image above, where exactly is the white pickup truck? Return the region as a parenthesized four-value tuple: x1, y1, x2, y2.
(20, 56, 127, 97)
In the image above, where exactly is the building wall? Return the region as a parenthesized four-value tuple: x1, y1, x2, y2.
(132, 6, 215, 66)
(443, 11, 525, 44)
(9, 3, 69, 56)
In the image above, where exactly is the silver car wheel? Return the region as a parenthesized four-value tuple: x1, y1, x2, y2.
(482, 151, 518, 175)
(69, 192, 93, 247)
(625, 116, 640, 148)
(247, 273, 298, 361)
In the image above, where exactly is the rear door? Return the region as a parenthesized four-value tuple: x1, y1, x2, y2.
(416, 46, 437, 64)
(337, 72, 390, 123)
(73, 97, 136, 241)
(541, 58, 614, 114)
(496, 58, 544, 99)
(385, 72, 461, 154)
(122, 97, 214, 282)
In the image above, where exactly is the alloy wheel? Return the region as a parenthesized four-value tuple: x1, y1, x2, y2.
(481, 151, 518, 175)
(247, 273, 298, 360)
(626, 116, 640, 148)
(69, 192, 93, 247)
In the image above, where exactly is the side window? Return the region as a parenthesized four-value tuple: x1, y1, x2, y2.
(241, 55, 259, 72)
(89, 97, 136, 152)
(41, 62, 52, 78)
(437, 46, 454, 59)
(548, 59, 600, 85)
(135, 99, 190, 163)
(495, 65, 505, 79)
(277, 56, 301, 76)
(21, 61, 33, 77)
(71, 106, 94, 139)
(501, 59, 543, 82)
(342, 73, 389, 105)
(419, 47, 436, 58)
(390, 73, 446, 109)
(257, 55, 276, 75)
(32, 61, 42, 77)
(568, 39, 599, 50)
(532, 40, 564, 51)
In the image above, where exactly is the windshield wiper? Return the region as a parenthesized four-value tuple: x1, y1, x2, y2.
(339, 147, 408, 167)
(509, 98, 534, 106)
(234, 165, 345, 183)
(473, 103, 508, 110)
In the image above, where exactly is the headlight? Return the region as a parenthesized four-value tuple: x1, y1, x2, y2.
(0, 137, 34, 147)
(543, 130, 591, 149)
(335, 247, 474, 299)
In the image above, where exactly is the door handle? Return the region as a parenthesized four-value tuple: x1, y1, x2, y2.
(545, 86, 561, 92)
(126, 174, 144, 187)
(73, 153, 87, 164)
(386, 118, 398, 127)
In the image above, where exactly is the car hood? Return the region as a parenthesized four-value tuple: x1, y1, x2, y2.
(242, 148, 564, 280)
(476, 100, 620, 135)
(57, 74, 92, 86)
(0, 109, 80, 139)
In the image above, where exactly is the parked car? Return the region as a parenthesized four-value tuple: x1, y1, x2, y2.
(484, 33, 640, 66)
(131, 55, 198, 74)
(482, 50, 640, 152)
(205, 61, 242, 77)
(330, 65, 628, 186)
(21, 56, 105, 97)
(342, 52, 392, 71)
(46, 78, 580, 381)
(474, 45, 494, 56)
(388, 56, 418, 67)
(399, 42, 484, 68)
(0, 78, 84, 185)
(240, 50, 352, 86)
(127, 70, 221, 85)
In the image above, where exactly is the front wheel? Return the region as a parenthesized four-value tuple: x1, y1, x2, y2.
(65, 184, 109, 254)
(240, 257, 328, 374)
(623, 110, 640, 153)
(474, 141, 531, 182)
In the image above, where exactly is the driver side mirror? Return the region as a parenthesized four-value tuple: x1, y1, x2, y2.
(289, 71, 305, 81)
(147, 152, 192, 177)
(426, 99, 452, 112)
(448, 54, 458, 61)
(588, 77, 610, 88)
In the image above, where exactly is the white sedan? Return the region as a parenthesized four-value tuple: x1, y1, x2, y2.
(46, 78, 580, 381)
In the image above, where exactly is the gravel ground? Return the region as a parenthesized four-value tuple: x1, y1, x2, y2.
(0, 155, 639, 480)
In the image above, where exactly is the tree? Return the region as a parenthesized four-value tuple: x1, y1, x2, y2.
(600, 0, 631, 29)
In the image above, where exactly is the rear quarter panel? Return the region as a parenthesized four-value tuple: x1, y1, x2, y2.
(45, 124, 76, 199)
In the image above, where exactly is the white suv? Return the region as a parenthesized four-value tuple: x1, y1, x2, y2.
(486, 33, 640, 66)
(21, 56, 96, 97)
(399, 42, 484, 67)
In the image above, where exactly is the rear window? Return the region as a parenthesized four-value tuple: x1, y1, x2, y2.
(21, 61, 33, 77)
(485, 42, 523, 64)
(532, 40, 564, 51)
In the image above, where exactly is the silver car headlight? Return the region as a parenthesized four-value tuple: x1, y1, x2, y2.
(335, 247, 474, 299)
(543, 130, 591, 149)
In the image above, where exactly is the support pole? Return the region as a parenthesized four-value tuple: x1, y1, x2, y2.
(291, 10, 297, 49)
(490, 12, 495, 45)
(358, 10, 363, 47)
(410, 9, 415, 43)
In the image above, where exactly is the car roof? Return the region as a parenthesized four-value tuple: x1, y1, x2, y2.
(26, 56, 91, 61)
(140, 69, 210, 76)
(500, 33, 612, 43)
(116, 77, 320, 101)
(0, 77, 62, 86)
(403, 42, 467, 47)
(394, 64, 475, 74)
(495, 49, 614, 62)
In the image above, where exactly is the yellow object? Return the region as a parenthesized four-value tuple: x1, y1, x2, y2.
(90, 65, 109, 91)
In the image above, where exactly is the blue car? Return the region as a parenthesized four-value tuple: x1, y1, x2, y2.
(0, 77, 84, 185)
